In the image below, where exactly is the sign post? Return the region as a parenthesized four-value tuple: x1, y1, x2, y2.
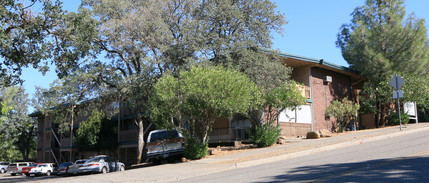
(389, 74, 405, 130)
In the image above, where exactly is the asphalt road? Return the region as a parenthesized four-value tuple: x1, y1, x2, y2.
(177, 130, 429, 183)
(2, 126, 429, 183)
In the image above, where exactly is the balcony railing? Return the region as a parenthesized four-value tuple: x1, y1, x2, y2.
(208, 127, 250, 143)
(119, 129, 138, 142)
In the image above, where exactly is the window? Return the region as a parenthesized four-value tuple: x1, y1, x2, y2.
(150, 130, 178, 142)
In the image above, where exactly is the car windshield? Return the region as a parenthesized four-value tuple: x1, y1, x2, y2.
(39, 164, 47, 167)
(150, 130, 179, 142)
(0, 162, 8, 165)
(29, 164, 38, 167)
(9, 163, 16, 167)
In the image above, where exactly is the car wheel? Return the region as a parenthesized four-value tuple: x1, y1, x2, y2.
(0, 168, 5, 173)
(101, 167, 107, 174)
(11, 173, 16, 176)
(47, 171, 51, 176)
(120, 166, 125, 172)
(25, 173, 30, 177)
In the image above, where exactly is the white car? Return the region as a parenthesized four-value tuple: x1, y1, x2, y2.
(29, 163, 54, 176)
(0, 162, 9, 173)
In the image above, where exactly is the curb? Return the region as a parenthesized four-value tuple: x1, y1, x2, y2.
(235, 125, 429, 168)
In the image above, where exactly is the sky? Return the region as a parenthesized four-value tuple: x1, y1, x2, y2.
(21, 0, 429, 112)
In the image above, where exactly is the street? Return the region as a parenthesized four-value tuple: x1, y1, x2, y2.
(1, 126, 429, 183)
(178, 129, 429, 182)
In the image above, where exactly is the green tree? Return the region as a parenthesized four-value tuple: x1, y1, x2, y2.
(151, 66, 263, 145)
(336, 0, 429, 126)
(325, 98, 360, 132)
(0, 0, 64, 86)
(50, 0, 285, 163)
(0, 96, 21, 161)
(0, 86, 36, 161)
(263, 81, 306, 125)
(76, 109, 104, 149)
(75, 109, 118, 153)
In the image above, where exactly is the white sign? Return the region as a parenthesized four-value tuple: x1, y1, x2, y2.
(404, 102, 416, 116)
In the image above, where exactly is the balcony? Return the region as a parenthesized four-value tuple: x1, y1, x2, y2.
(119, 129, 138, 142)
(60, 138, 72, 147)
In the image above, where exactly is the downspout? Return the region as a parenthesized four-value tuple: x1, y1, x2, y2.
(325, 83, 329, 130)
(310, 67, 316, 131)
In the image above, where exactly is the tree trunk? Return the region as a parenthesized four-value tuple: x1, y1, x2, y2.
(381, 104, 387, 127)
(137, 119, 144, 164)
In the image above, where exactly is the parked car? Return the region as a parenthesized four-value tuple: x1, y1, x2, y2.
(7, 162, 32, 176)
(22, 163, 42, 176)
(67, 159, 88, 175)
(0, 162, 9, 173)
(29, 163, 54, 176)
(146, 129, 185, 164)
(54, 162, 73, 176)
(77, 155, 125, 174)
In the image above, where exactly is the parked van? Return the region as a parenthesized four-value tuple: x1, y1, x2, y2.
(146, 129, 185, 164)
(7, 162, 31, 176)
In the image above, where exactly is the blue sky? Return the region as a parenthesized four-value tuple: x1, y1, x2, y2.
(21, 0, 429, 112)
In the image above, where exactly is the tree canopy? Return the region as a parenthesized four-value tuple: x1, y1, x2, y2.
(337, 0, 429, 126)
(150, 66, 263, 143)
(0, 0, 64, 86)
(337, 0, 429, 83)
(0, 86, 36, 161)
(47, 0, 286, 163)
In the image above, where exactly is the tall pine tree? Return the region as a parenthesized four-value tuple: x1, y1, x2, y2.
(337, 0, 429, 126)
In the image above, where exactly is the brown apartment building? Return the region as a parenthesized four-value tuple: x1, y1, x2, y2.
(31, 51, 365, 164)
(209, 51, 364, 142)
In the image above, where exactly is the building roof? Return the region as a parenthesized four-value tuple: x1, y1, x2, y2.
(258, 48, 363, 82)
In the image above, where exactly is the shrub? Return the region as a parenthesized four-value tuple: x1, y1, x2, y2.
(249, 124, 281, 148)
(388, 112, 409, 125)
(325, 98, 359, 131)
(184, 137, 208, 160)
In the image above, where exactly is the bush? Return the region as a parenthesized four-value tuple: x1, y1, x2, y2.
(388, 112, 409, 125)
(184, 137, 208, 160)
(249, 124, 281, 148)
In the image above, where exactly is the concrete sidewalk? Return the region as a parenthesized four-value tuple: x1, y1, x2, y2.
(46, 123, 429, 183)
(198, 123, 429, 167)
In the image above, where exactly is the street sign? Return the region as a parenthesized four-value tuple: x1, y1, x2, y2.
(389, 74, 405, 90)
(393, 90, 404, 99)
(390, 74, 405, 131)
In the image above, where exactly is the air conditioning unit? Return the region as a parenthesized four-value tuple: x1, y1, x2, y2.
(325, 76, 332, 82)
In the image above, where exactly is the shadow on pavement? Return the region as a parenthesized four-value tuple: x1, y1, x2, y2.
(264, 156, 429, 182)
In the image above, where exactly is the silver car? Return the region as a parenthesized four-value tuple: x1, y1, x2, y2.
(0, 162, 9, 173)
(66, 159, 88, 175)
(77, 155, 125, 174)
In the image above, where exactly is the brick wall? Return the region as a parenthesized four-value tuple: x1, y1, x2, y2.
(311, 67, 352, 131)
(278, 122, 312, 137)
